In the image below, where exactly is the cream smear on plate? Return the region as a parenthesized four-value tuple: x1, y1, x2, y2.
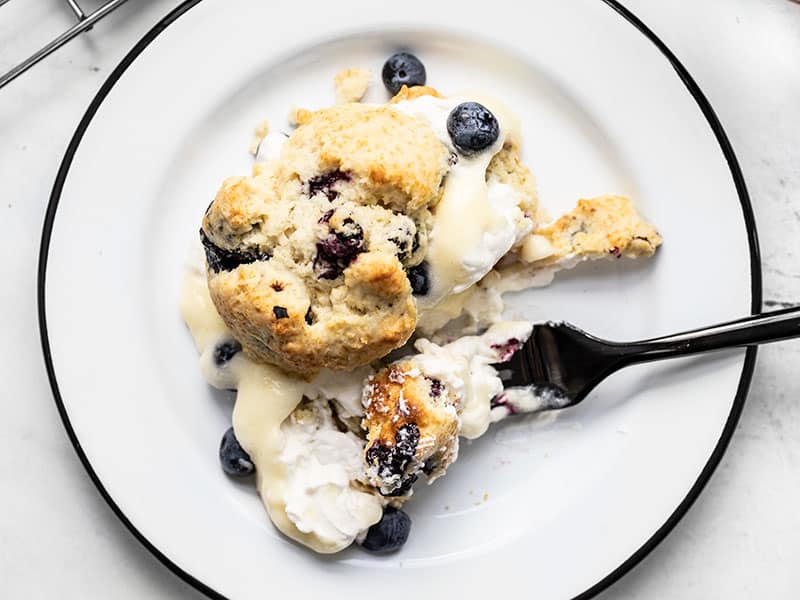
(391, 94, 532, 311)
(180, 248, 556, 551)
(180, 254, 383, 553)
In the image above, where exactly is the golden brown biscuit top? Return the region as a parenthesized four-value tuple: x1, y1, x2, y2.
(363, 363, 457, 448)
(361, 361, 460, 495)
(278, 103, 450, 212)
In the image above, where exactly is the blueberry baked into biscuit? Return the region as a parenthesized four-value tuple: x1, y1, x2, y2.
(180, 52, 662, 554)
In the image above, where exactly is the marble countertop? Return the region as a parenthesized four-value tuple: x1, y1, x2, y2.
(1, 1, 798, 597)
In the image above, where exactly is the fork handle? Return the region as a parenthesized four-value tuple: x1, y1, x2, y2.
(619, 305, 800, 364)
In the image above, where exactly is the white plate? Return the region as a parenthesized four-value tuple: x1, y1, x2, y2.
(39, 0, 760, 598)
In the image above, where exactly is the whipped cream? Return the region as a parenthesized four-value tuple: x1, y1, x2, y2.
(391, 94, 531, 311)
(182, 247, 563, 550)
(412, 321, 534, 439)
(255, 131, 287, 163)
(279, 398, 382, 547)
(303, 366, 373, 420)
(410, 321, 573, 441)
(179, 256, 382, 553)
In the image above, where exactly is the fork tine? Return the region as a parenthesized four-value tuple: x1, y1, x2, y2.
(492, 332, 536, 388)
(494, 322, 598, 397)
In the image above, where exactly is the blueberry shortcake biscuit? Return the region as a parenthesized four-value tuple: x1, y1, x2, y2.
(362, 362, 460, 496)
(202, 103, 450, 374)
(362, 322, 536, 494)
(202, 83, 553, 374)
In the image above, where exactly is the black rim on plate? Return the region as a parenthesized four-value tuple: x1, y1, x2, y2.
(37, 1, 761, 599)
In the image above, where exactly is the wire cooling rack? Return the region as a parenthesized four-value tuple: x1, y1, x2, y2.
(0, 0, 131, 89)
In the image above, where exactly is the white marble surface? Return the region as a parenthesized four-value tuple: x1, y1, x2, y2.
(1, 1, 798, 597)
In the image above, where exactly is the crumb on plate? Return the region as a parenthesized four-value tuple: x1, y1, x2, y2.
(248, 119, 270, 155)
(334, 67, 372, 104)
(288, 106, 312, 127)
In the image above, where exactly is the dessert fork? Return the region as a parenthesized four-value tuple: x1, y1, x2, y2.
(495, 305, 800, 412)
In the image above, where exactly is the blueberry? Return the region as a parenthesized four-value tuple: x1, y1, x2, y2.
(446, 102, 499, 154)
(365, 423, 420, 496)
(382, 52, 426, 95)
(273, 306, 289, 319)
(219, 427, 254, 476)
(490, 393, 518, 415)
(314, 219, 365, 280)
(411, 230, 421, 255)
(422, 459, 438, 475)
(307, 169, 351, 201)
(383, 473, 418, 498)
(490, 338, 523, 362)
(426, 377, 443, 398)
(388, 235, 411, 263)
(213, 339, 242, 366)
(360, 507, 412, 553)
(200, 229, 270, 273)
(406, 262, 429, 295)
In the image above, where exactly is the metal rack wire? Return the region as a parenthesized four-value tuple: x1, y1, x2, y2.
(0, 0, 131, 90)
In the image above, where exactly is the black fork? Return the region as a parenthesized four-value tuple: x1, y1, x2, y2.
(495, 306, 800, 412)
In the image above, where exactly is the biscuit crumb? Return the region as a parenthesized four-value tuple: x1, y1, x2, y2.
(389, 85, 443, 103)
(287, 106, 312, 127)
(333, 67, 372, 104)
(248, 119, 270, 155)
(483, 492, 489, 501)
(525, 196, 661, 265)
